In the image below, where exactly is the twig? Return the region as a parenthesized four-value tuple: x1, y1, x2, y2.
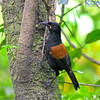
(59, 81, 100, 87)
(62, 20, 82, 48)
(57, 1, 84, 47)
(54, 0, 57, 10)
(82, 53, 100, 65)
(61, 29, 100, 65)
(91, 0, 100, 9)
(61, 29, 76, 48)
(58, 1, 85, 23)
(41, 27, 48, 58)
(59, 4, 65, 24)
(63, 1, 85, 16)
(57, 1, 100, 65)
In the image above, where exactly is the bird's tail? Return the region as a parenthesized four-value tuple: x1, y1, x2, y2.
(68, 71, 79, 90)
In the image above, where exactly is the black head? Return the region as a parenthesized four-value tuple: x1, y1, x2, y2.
(40, 22, 61, 33)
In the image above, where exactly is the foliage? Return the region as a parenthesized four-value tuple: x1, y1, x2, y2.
(85, 29, 100, 44)
(56, 0, 100, 100)
(1, 0, 100, 99)
(0, 6, 14, 98)
(0, 27, 14, 98)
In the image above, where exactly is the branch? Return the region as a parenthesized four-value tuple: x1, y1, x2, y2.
(61, 29, 100, 65)
(62, 20, 82, 48)
(82, 53, 100, 65)
(59, 4, 65, 24)
(59, 81, 100, 87)
(63, 1, 85, 16)
(57, 1, 84, 48)
(41, 27, 48, 58)
(91, 0, 100, 9)
(56, 1, 100, 65)
(57, 1, 85, 23)
(61, 29, 76, 48)
(0, 0, 2, 5)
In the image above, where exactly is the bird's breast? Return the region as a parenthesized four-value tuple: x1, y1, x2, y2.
(49, 43, 68, 59)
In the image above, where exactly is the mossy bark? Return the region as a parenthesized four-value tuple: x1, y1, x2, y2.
(2, 0, 61, 99)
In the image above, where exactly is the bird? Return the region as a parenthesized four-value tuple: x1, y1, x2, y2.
(40, 22, 79, 90)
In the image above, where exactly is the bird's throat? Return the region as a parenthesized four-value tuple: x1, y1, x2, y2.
(46, 31, 62, 52)
(49, 31, 62, 45)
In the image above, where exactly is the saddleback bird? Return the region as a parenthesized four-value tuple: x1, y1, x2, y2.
(40, 22, 79, 90)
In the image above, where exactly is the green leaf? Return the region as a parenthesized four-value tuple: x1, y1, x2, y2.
(95, 80, 100, 89)
(70, 48, 82, 59)
(70, 93, 84, 99)
(0, 24, 4, 27)
(0, 28, 4, 32)
(85, 29, 100, 44)
(0, 39, 6, 49)
(1, 45, 19, 59)
(95, 80, 100, 85)
(62, 93, 84, 100)
(79, 86, 93, 99)
(0, 46, 9, 69)
(2, 45, 19, 50)
(0, 89, 6, 97)
(58, 75, 65, 92)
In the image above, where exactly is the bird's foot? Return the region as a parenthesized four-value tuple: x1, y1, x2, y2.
(41, 81, 54, 88)
(46, 82, 54, 88)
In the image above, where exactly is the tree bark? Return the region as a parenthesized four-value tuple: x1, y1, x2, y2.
(3, 0, 61, 99)
(14, 0, 38, 98)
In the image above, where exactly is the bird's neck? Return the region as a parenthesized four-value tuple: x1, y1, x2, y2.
(48, 31, 62, 46)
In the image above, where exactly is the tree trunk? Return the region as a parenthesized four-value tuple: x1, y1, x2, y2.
(3, 0, 61, 99)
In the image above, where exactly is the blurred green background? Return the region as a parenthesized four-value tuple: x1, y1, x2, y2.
(0, 5, 14, 98)
(56, 0, 100, 100)
(0, 0, 100, 99)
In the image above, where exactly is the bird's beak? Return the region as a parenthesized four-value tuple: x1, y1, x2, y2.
(40, 22, 49, 27)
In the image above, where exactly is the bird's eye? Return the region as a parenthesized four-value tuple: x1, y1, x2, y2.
(48, 22, 52, 29)
(49, 25, 52, 29)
